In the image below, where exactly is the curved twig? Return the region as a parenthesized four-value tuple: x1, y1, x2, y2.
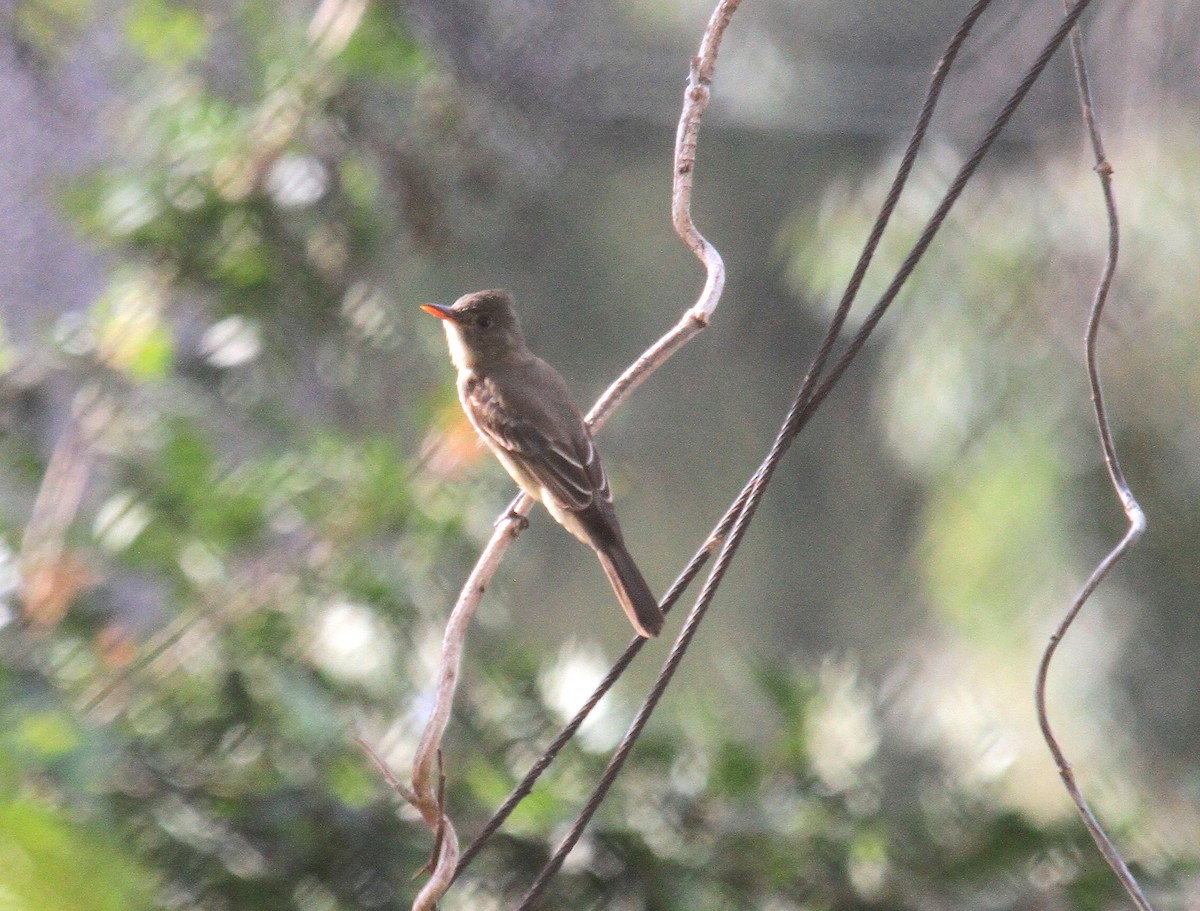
(1034, 12, 1152, 911)
(389, 3, 738, 907)
(672, 0, 735, 325)
(405, 511, 521, 911)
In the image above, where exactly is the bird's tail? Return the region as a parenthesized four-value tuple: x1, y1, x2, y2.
(595, 542, 664, 638)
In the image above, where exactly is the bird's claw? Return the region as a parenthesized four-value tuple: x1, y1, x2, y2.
(497, 509, 528, 531)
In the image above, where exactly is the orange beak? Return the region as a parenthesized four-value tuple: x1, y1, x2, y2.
(421, 303, 457, 321)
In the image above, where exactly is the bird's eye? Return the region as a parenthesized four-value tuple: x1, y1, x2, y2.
(476, 315, 493, 329)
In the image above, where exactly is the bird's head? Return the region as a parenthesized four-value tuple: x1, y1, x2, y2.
(422, 289, 527, 369)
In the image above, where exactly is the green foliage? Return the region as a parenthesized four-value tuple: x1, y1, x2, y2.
(921, 427, 1066, 642)
(0, 796, 157, 911)
(13, 0, 92, 60)
(12, 710, 80, 758)
(124, 0, 209, 66)
(342, 3, 428, 83)
(443, 660, 1131, 911)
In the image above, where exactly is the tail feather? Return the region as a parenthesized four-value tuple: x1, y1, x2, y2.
(595, 543, 664, 638)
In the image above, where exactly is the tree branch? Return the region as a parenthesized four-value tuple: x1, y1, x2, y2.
(385, 3, 740, 908)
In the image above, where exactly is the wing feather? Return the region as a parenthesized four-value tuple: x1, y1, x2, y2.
(464, 374, 610, 511)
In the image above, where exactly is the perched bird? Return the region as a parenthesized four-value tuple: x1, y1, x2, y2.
(421, 290, 664, 638)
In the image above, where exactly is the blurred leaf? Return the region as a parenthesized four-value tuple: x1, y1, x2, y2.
(920, 427, 1065, 643)
(0, 319, 15, 375)
(13, 0, 92, 59)
(13, 712, 80, 758)
(0, 797, 157, 911)
(156, 420, 266, 547)
(125, 0, 209, 66)
(91, 273, 174, 380)
(712, 740, 762, 798)
(326, 753, 376, 808)
(341, 5, 427, 82)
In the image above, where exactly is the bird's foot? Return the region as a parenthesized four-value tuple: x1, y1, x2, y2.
(497, 509, 529, 532)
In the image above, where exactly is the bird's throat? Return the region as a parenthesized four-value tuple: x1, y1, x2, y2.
(443, 323, 475, 372)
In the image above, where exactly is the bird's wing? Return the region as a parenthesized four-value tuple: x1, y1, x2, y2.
(464, 371, 610, 512)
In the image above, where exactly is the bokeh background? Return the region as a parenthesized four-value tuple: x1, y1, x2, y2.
(1, 0, 1198, 908)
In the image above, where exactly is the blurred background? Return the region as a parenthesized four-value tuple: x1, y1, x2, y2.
(1, 0, 1199, 908)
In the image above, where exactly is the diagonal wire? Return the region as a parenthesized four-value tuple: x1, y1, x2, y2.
(1035, 8, 1153, 911)
(452, 530, 718, 877)
(509, 1, 1101, 908)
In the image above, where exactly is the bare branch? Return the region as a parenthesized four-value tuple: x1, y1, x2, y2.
(1034, 11, 1153, 911)
(580, 0, 740, 427)
(671, 0, 737, 325)
(410, 508, 526, 807)
(18, 412, 93, 628)
(357, 736, 418, 805)
(308, 0, 367, 59)
(389, 2, 742, 906)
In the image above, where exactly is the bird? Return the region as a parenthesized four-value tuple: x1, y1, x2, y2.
(421, 289, 665, 638)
